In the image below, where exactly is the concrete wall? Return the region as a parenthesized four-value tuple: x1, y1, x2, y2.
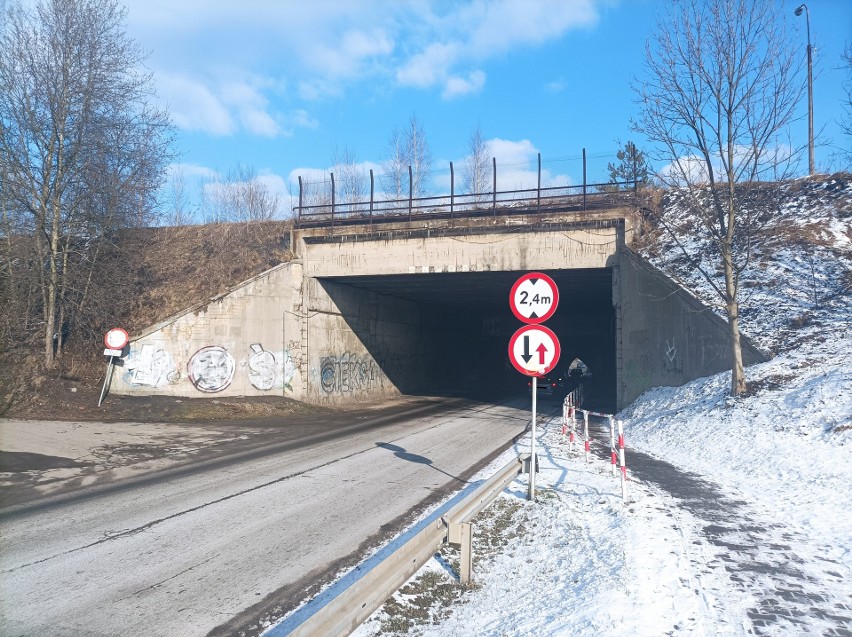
(112, 262, 306, 399)
(303, 278, 426, 405)
(301, 220, 624, 277)
(111, 260, 428, 406)
(615, 248, 766, 407)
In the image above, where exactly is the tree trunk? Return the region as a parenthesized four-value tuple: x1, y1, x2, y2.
(723, 249, 746, 396)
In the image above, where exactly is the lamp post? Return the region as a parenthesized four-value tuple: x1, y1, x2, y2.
(795, 3, 814, 175)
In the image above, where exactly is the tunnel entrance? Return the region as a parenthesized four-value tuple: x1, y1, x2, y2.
(320, 268, 617, 413)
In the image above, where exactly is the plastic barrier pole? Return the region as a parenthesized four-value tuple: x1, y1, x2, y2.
(618, 419, 627, 500)
(583, 410, 590, 463)
(608, 415, 617, 477)
(569, 404, 576, 452)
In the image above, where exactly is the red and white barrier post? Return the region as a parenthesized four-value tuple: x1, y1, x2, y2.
(618, 419, 627, 500)
(608, 415, 617, 477)
(568, 404, 576, 452)
(583, 410, 590, 463)
(562, 395, 570, 436)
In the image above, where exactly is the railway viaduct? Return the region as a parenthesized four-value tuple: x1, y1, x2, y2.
(110, 206, 764, 412)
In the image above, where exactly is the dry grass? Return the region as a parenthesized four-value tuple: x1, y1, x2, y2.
(112, 221, 293, 332)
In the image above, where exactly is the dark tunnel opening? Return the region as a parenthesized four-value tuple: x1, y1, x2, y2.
(320, 268, 617, 413)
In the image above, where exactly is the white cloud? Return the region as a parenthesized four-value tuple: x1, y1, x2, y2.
(159, 73, 234, 136)
(128, 1, 603, 108)
(442, 70, 486, 100)
(167, 163, 219, 180)
(396, 42, 461, 89)
(545, 79, 566, 93)
(468, 0, 599, 53)
(220, 80, 282, 137)
(309, 29, 394, 78)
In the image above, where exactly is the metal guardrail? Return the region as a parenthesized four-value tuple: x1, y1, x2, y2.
(276, 455, 524, 637)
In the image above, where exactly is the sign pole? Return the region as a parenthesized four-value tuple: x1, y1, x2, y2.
(529, 375, 537, 501)
(98, 356, 114, 407)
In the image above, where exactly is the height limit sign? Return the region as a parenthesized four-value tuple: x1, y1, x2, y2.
(509, 272, 559, 324)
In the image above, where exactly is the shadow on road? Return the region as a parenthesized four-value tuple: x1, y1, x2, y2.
(375, 442, 467, 484)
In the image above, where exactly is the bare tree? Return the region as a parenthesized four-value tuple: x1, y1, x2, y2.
(841, 43, 852, 153)
(0, 0, 174, 367)
(405, 114, 432, 198)
(462, 124, 491, 203)
(165, 167, 196, 226)
(203, 165, 280, 224)
(633, 0, 804, 396)
(381, 114, 432, 200)
(332, 146, 366, 211)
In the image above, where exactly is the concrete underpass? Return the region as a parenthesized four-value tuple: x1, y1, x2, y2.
(321, 268, 617, 411)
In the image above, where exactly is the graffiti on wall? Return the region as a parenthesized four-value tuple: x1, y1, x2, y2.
(246, 343, 297, 391)
(124, 341, 298, 394)
(699, 336, 728, 368)
(663, 338, 682, 373)
(123, 344, 177, 387)
(320, 353, 378, 395)
(188, 346, 235, 393)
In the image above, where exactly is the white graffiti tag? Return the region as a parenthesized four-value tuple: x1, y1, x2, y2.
(188, 346, 235, 393)
(248, 344, 276, 390)
(125, 344, 175, 387)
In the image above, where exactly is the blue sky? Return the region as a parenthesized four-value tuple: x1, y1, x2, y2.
(122, 0, 852, 218)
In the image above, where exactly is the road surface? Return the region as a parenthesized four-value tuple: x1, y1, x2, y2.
(0, 397, 531, 636)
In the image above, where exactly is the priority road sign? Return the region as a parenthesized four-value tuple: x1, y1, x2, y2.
(508, 324, 561, 377)
(509, 272, 559, 324)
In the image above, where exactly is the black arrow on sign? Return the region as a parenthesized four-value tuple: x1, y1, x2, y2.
(522, 335, 532, 363)
(529, 311, 539, 319)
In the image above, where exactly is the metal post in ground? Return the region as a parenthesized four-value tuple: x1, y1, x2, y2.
(529, 376, 537, 502)
(583, 410, 590, 463)
(618, 419, 627, 500)
(609, 415, 617, 477)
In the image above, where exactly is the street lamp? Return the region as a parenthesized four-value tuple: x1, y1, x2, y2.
(795, 3, 814, 175)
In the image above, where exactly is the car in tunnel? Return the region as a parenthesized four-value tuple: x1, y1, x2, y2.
(528, 368, 569, 398)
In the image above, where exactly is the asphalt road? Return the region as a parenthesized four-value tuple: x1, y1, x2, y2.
(0, 397, 531, 637)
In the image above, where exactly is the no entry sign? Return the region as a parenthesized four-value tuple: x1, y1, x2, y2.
(508, 324, 561, 377)
(509, 272, 559, 324)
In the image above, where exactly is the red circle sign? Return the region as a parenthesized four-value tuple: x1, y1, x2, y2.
(509, 272, 559, 324)
(508, 324, 561, 377)
(104, 327, 129, 350)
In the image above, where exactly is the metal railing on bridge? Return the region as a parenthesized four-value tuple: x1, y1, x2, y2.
(294, 149, 641, 229)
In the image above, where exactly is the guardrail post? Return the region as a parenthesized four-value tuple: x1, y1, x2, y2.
(369, 169, 374, 226)
(582, 148, 587, 211)
(459, 522, 473, 585)
(408, 165, 413, 221)
(583, 409, 590, 463)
